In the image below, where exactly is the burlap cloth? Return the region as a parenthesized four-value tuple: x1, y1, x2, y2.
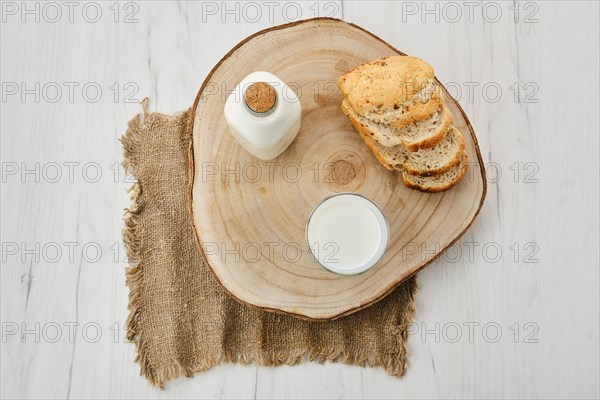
(121, 100, 418, 388)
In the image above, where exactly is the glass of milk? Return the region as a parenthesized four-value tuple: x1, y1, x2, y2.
(306, 193, 389, 275)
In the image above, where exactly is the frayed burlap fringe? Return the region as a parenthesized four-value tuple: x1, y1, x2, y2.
(120, 104, 150, 383)
(120, 99, 418, 388)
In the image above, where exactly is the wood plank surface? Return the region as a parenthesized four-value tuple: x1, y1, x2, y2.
(1, 1, 598, 398)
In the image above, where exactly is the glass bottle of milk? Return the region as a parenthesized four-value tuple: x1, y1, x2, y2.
(224, 71, 302, 160)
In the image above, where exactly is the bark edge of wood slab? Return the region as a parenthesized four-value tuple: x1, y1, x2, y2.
(188, 18, 487, 321)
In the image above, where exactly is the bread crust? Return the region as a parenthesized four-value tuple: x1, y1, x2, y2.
(337, 56, 434, 113)
(402, 152, 469, 193)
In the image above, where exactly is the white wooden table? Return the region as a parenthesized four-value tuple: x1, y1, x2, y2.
(1, 1, 598, 399)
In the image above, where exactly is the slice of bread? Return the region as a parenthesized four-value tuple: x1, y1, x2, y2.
(364, 137, 406, 170)
(338, 56, 435, 112)
(364, 82, 443, 128)
(402, 152, 469, 193)
(361, 127, 463, 176)
(398, 105, 453, 150)
(402, 127, 464, 176)
(338, 56, 443, 128)
(342, 99, 453, 150)
(342, 98, 464, 176)
(343, 101, 401, 170)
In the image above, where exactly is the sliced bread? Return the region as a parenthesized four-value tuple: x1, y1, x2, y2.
(360, 127, 463, 176)
(337, 56, 435, 113)
(343, 102, 401, 170)
(402, 127, 464, 176)
(342, 98, 464, 176)
(363, 81, 443, 128)
(342, 99, 453, 150)
(338, 56, 443, 128)
(402, 152, 469, 193)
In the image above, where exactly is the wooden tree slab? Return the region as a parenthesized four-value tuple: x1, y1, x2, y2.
(189, 18, 486, 321)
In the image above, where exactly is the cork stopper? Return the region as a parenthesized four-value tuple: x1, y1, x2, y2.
(244, 82, 276, 114)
